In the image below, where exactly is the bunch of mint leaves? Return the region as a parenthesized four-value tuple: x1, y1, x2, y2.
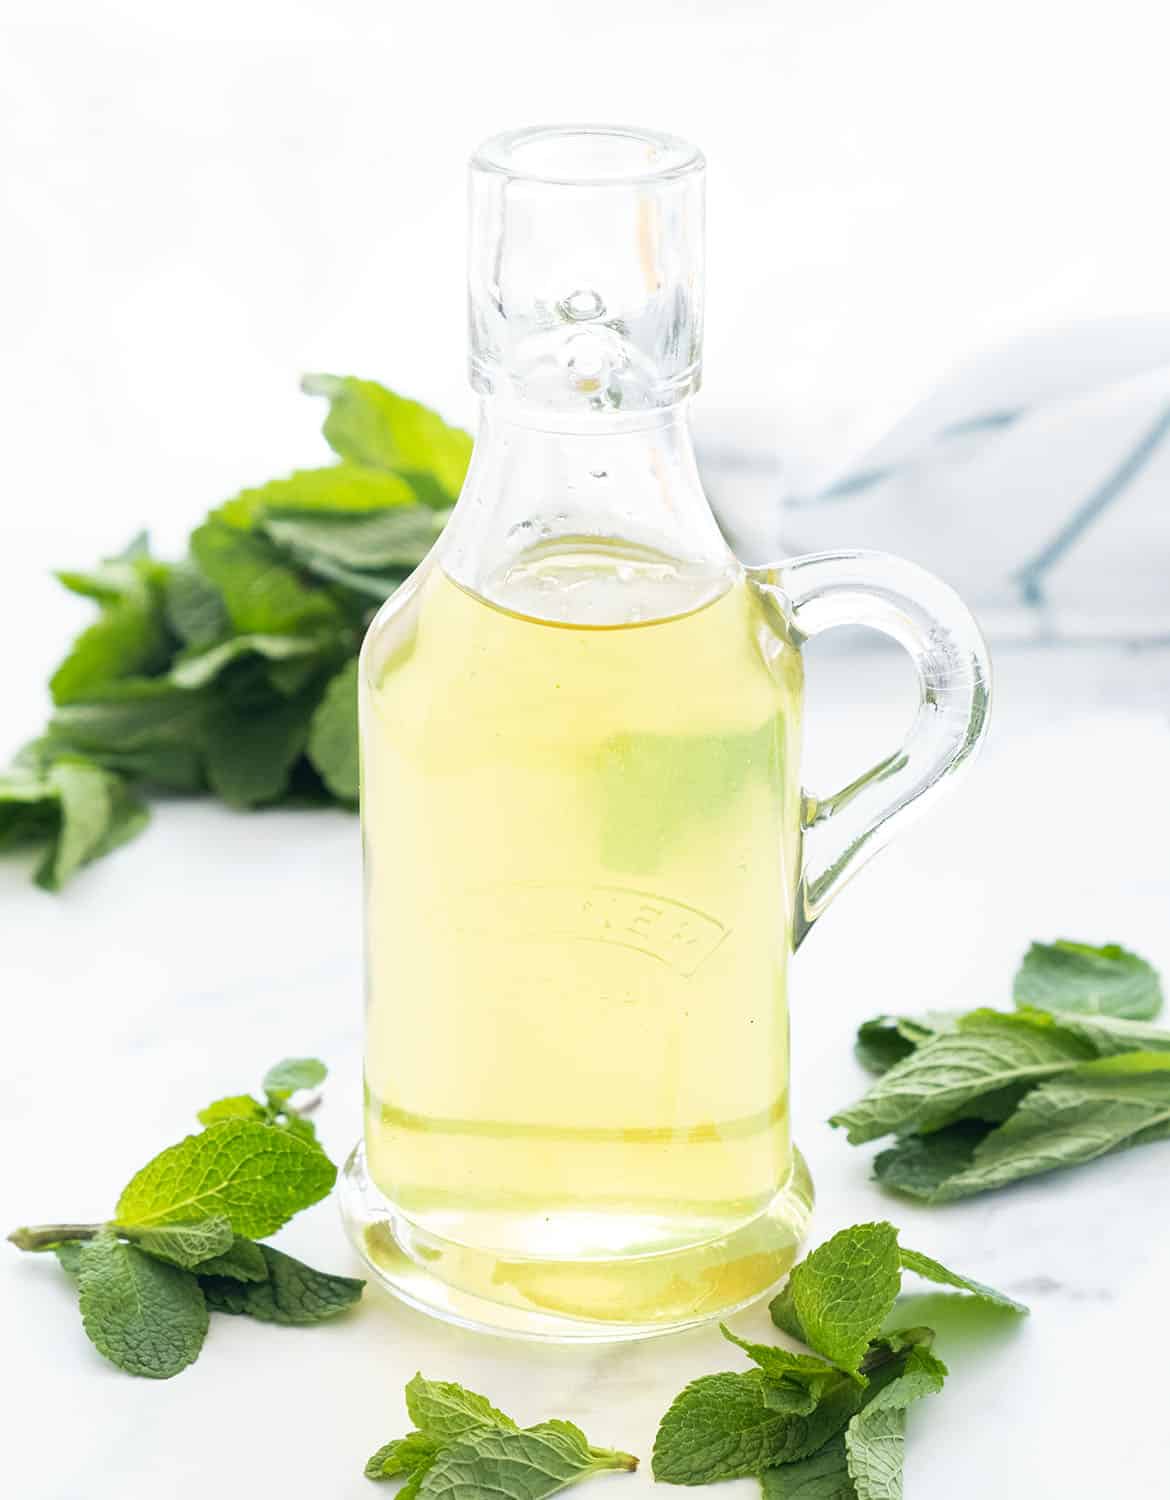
(8, 1057, 363, 1378)
(364, 1374, 638, 1500)
(653, 1220, 1027, 1500)
(833, 938, 1170, 1201)
(0, 376, 471, 889)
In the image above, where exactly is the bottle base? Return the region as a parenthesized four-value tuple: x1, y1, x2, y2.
(338, 1141, 814, 1342)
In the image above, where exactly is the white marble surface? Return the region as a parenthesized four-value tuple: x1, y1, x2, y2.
(4, 636, 1170, 1497)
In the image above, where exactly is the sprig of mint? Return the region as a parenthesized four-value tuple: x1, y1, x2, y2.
(8, 1059, 362, 1378)
(653, 1221, 1025, 1499)
(833, 938, 1170, 1202)
(0, 376, 471, 887)
(364, 1373, 638, 1500)
(197, 1055, 328, 1143)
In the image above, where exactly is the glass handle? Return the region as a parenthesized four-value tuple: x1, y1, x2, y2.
(769, 550, 991, 949)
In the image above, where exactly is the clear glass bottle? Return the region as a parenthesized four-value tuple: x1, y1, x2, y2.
(340, 126, 991, 1340)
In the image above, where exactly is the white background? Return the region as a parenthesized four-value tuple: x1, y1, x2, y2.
(5, 0, 1170, 556)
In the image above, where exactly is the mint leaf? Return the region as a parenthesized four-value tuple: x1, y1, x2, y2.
(50, 584, 171, 707)
(405, 1374, 518, 1440)
(55, 533, 153, 603)
(898, 1247, 1027, 1312)
(720, 1325, 839, 1408)
(262, 505, 442, 573)
(164, 562, 229, 647)
(651, 1371, 864, 1484)
(4, 757, 151, 891)
(1015, 940, 1163, 1020)
(215, 463, 420, 528)
(263, 1057, 328, 1099)
(203, 679, 318, 806)
(855, 1015, 957, 1076)
(829, 1011, 1093, 1144)
(769, 1223, 901, 1374)
(925, 1051, 1170, 1201)
(365, 1432, 441, 1482)
(115, 1119, 336, 1238)
(760, 1437, 853, 1500)
(872, 1124, 990, 1198)
(417, 1422, 636, 1500)
(843, 1346, 947, 1500)
(1044, 1010, 1170, 1059)
(288, 553, 409, 606)
(197, 1095, 266, 1126)
(303, 375, 472, 503)
(122, 1216, 234, 1269)
(190, 519, 340, 636)
(54, 1241, 85, 1280)
(47, 679, 211, 788)
(78, 1228, 208, 1379)
(199, 1243, 362, 1323)
(307, 658, 359, 800)
(193, 1235, 269, 1281)
(170, 633, 322, 690)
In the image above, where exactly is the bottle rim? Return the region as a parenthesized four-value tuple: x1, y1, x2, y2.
(471, 124, 704, 187)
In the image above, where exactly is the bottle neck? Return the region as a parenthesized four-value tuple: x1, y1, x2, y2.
(441, 398, 734, 606)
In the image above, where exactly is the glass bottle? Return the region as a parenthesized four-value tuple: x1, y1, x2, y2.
(339, 126, 990, 1340)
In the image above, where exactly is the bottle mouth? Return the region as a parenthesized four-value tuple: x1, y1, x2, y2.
(472, 124, 704, 187)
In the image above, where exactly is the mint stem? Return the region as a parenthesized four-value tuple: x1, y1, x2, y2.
(589, 1450, 639, 1472)
(8, 1223, 101, 1252)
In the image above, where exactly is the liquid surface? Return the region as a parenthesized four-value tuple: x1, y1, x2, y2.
(361, 544, 803, 1266)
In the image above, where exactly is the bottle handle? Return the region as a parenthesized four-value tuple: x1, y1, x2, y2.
(759, 550, 991, 949)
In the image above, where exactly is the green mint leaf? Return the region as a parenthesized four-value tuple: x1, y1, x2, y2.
(0, 765, 59, 857)
(24, 758, 150, 891)
(215, 463, 420, 529)
(855, 1015, 957, 1076)
(164, 562, 230, 647)
(898, 1247, 1027, 1312)
(1041, 1010, 1170, 1059)
(122, 1216, 234, 1269)
(416, 1422, 636, 1500)
(50, 586, 172, 707)
(651, 1371, 864, 1484)
(720, 1324, 839, 1407)
(395, 1470, 430, 1500)
(115, 1119, 336, 1238)
(829, 1011, 1093, 1144)
(54, 1241, 85, 1280)
(759, 1436, 853, 1500)
(872, 1122, 991, 1198)
(405, 1374, 519, 1440)
(203, 680, 318, 807)
(199, 1243, 362, 1324)
(769, 1223, 901, 1374)
(262, 504, 442, 573)
(263, 1057, 328, 1099)
(47, 679, 211, 781)
(78, 1228, 208, 1379)
(307, 658, 359, 801)
(924, 1051, 1170, 1201)
(303, 375, 472, 504)
(1015, 940, 1163, 1020)
(365, 1432, 441, 1482)
(170, 633, 322, 690)
(277, 1112, 319, 1144)
(843, 1346, 947, 1500)
(55, 533, 153, 604)
(197, 1094, 266, 1126)
(190, 518, 340, 637)
(192, 1235, 269, 1282)
(289, 553, 408, 606)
